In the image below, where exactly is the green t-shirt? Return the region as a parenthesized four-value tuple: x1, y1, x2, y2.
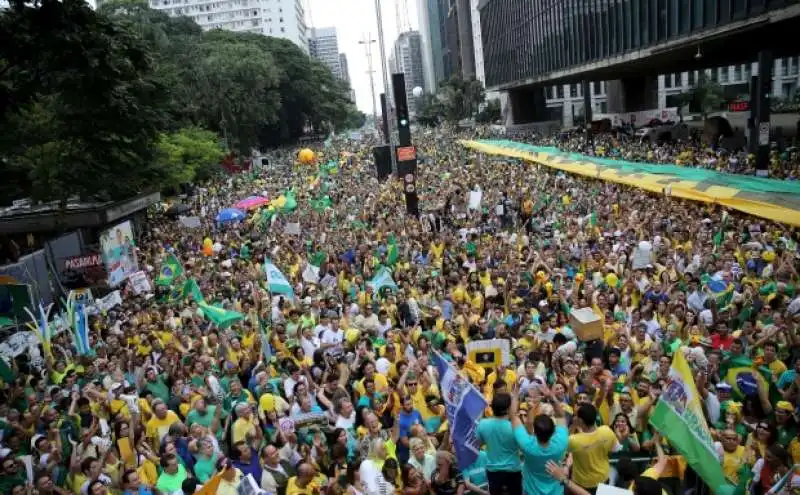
(155, 464, 188, 494)
(194, 453, 217, 483)
(144, 377, 170, 403)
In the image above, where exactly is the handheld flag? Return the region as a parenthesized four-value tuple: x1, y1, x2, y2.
(649, 348, 733, 491)
(183, 279, 204, 303)
(431, 350, 487, 470)
(264, 260, 294, 298)
(720, 355, 774, 401)
(386, 233, 399, 266)
(72, 303, 91, 355)
(367, 267, 398, 293)
(156, 254, 183, 286)
(197, 302, 244, 329)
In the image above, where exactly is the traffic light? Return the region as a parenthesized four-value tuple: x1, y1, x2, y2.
(392, 73, 411, 146)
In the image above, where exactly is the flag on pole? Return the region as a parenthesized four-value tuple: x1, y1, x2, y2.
(386, 233, 399, 266)
(713, 211, 729, 251)
(431, 350, 487, 470)
(72, 303, 91, 355)
(156, 254, 183, 286)
(367, 267, 398, 293)
(264, 260, 294, 298)
(182, 279, 204, 303)
(649, 349, 734, 491)
(197, 302, 244, 329)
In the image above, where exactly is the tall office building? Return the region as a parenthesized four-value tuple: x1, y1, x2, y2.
(339, 53, 351, 84)
(417, 0, 445, 92)
(392, 31, 426, 115)
(145, 0, 308, 53)
(308, 26, 342, 80)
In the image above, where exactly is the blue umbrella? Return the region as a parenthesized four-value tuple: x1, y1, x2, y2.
(216, 208, 246, 223)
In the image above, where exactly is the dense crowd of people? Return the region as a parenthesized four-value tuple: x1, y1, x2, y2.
(1, 128, 799, 495)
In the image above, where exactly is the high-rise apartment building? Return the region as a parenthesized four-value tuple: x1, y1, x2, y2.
(417, 0, 445, 93)
(308, 26, 342, 80)
(392, 30, 426, 115)
(146, 0, 308, 53)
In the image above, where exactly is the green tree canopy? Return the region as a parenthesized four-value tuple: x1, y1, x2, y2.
(0, 0, 363, 205)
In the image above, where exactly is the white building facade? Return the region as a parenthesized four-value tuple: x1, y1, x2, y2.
(392, 31, 426, 115)
(148, 0, 308, 52)
(543, 57, 800, 127)
(309, 26, 342, 79)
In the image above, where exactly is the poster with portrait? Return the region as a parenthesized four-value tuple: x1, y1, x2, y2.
(100, 221, 138, 287)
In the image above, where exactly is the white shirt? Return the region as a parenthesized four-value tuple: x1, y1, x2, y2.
(360, 459, 395, 495)
(321, 328, 344, 346)
(300, 336, 319, 361)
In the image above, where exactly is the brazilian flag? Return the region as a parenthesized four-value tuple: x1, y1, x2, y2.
(156, 254, 183, 286)
(720, 355, 776, 402)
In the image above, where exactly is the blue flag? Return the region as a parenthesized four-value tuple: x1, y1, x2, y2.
(431, 350, 487, 470)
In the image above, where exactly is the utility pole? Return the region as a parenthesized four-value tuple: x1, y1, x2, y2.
(359, 34, 379, 133)
(374, 0, 398, 175)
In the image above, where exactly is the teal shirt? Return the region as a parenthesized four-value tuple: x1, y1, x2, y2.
(463, 451, 489, 494)
(475, 417, 521, 472)
(514, 424, 568, 495)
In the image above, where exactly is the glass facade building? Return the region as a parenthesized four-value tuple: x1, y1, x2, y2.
(480, 0, 795, 89)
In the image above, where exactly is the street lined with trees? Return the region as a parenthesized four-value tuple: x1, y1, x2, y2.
(0, 0, 365, 205)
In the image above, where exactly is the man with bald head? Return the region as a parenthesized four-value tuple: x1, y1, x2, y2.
(286, 462, 319, 495)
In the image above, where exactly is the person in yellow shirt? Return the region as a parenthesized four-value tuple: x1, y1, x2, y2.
(145, 400, 180, 449)
(232, 403, 261, 444)
(354, 362, 390, 396)
(286, 463, 320, 495)
(567, 403, 618, 491)
(763, 341, 787, 376)
(718, 429, 746, 484)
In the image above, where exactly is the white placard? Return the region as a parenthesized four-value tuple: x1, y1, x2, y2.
(596, 484, 632, 495)
(94, 290, 123, 313)
(179, 216, 202, 229)
(285, 222, 301, 235)
(127, 271, 152, 295)
(468, 190, 482, 210)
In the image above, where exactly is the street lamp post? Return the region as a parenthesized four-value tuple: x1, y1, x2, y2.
(358, 35, 379, 135)
(374, 0, 397, 175)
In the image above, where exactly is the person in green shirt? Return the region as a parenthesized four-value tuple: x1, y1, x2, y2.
(155, 454, 188, 494)
(186, 398, 224, 442)
(143, 369, 170, 403)
(0, 457, 27, 495)
(191, 439, 218, 483)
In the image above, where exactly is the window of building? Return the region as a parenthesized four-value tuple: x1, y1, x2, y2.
(742, 64, 750, 81)
(688, 70, 696, 86)
(732, 65, 741, 81)
(791, 56, 799, 75)
(252, 9, 257, 15)
(279, 17, 283, 22)
(783, 81, 796, 98)
(280, 26, 285, 32)
(719, 68, 728, 83)
(570, 84, 577, 98)
(556, 85, 564, 99)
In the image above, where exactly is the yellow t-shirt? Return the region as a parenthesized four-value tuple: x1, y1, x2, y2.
(568, 426, 617, 488)
(232, 416, 258, 444)
(723, 445, 746, 484)
(355, 373, 389, 395)
(285, 477, 319, 495)
(146, 411, 180, 447)
(630, 467, 669, 495)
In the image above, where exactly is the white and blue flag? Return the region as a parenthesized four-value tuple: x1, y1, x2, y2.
(367, 267, 398, 293)
(264, 259, 294, 298)
(431, 350, 487, 470)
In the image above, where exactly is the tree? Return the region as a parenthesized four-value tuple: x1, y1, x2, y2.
(416, 94, 443, 126)
(435, 76, 486, 122)
(156, 127, 226, 187)
(677, 73, 725, 120)
(476, 99, 501, 123)
(0, 0, 170, 205)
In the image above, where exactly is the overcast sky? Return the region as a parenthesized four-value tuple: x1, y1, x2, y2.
(308, 0, 418, 114)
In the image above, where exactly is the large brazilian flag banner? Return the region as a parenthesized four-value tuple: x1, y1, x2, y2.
(461, 140, 800, 226)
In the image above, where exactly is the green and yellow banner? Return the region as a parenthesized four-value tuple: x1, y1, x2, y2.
(461, 139, 800, 226)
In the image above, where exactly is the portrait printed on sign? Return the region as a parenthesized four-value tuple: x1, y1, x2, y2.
(662, 372, 690, 415)
(100, 221, 139, 287)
